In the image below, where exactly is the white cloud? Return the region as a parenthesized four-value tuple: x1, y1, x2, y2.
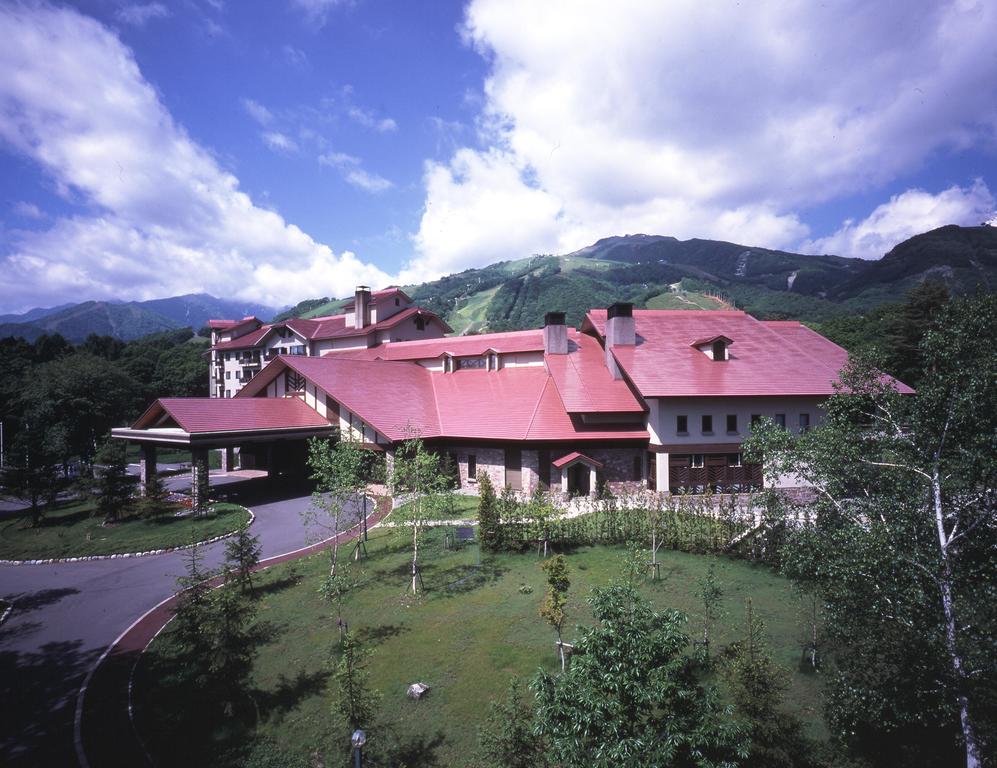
(241, 97, 273, 126)
(290, 0, 345, 26)
(0, 5, 390, 312)
(12, 201, 44, 219)
(319, 152, 393, 193)
(347, 106, 397, 133)
(115, 3, 169, 27)
(802, 180, 996, 259)
(282, 44, 307, 68)
(262, 131, 298, 153)
(410, 0, 997, 277)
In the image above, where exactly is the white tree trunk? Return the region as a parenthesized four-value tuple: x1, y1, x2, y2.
(932, 465, 980, 768)
(411, 521, 420, 593)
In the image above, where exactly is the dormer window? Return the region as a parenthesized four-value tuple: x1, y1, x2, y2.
(691, 335, 734, 361)
(415, 316, 426, 331)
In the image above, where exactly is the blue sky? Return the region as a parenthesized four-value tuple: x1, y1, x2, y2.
(0, 0, 995, 313)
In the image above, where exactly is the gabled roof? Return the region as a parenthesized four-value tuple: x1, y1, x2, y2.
(132, 397, 331, 433)
(552, 451, 604, 469)
(209, 307, 452, 351)
(237, 355, 648, 443)
(343, 286, 414, 309)
(325, 328, 545, 362)
(690, 334, 734, 347)
(582, 309, 912, 397)
(238, 356, 440, 441)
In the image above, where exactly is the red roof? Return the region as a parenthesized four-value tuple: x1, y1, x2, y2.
(132, 397, 332, 433)
(343, 286, 413, 309)
(583, 309, 913, 397)
(552, 451, 604, 469)
(210, 307, 451, 351)
(238, 355, 648, 443)
(546, 332, 644, 413)
(325, 328, 546, 361)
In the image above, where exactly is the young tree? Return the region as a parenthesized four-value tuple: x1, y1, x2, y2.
(93, 438, 133, 522)
(476, 677, 548, 768)
(532, 583, 747, 768)
(172, 545, 216, 690)
(390, 437, 452, 593)
(725, 599, 816, 768)
(305, 436, 369, 577)
(204, 583, 258, 715)
(331, 631, 380, 732)
(745, 294, 997, 768)
(539, 555, 570, 671)
(224, 522, 262, 594)
(477, 471, 502, 552)
(320, 571, 359, 645)
(696, 562, 725, 663)
(136, 469, 173, 519)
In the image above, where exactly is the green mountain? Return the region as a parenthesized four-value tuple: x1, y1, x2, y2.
(0, 293, 279, 343)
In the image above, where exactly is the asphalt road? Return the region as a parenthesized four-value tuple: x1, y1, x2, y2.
(0, 471, 360, 767)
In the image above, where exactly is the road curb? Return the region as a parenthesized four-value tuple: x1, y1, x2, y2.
(75, 496, 391, 768)
(0, 507, 255, 566)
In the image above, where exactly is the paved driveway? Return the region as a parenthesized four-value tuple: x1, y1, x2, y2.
(0, 472, 360, 767)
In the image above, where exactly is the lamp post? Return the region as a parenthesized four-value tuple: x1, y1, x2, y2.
(362, 493, 368, 542)
(351, 728, 366, 768)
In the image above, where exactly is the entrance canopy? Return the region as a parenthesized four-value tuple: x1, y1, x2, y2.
(111, 397, 335, 448)
(552, 451, 604, 471)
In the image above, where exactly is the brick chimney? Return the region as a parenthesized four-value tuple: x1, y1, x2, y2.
(604, 302, 635, 379)
(354, 285, 371, 329)
(543, 311, 568, 355)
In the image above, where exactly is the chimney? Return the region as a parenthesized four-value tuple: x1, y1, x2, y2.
(354, 285, 371, 329)
(604, 302, 635, 379)
(543, 311, 568, 355)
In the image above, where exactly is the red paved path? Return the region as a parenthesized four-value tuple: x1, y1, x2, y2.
(78, 497, 392, 768)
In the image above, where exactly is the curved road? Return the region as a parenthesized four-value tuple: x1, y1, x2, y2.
(0, 471, 361, 767)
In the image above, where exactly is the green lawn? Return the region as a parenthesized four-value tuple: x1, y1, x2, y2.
(0, 500, 250, 559)
(134, 525, 826, 767)
(392, 494, 480, 522)
(646, 290, 727, 310)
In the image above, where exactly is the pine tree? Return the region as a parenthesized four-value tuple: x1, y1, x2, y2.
(331, 631, 380, 731)
(477, 471, 502, 551)
(224, 522, 262, 594)
(94, 439, 133, 522)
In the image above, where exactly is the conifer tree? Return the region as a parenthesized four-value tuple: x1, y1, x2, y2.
(477, 471, 502, 551)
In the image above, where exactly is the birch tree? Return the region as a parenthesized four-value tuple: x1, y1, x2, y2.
(390, 437, 452, 593)
(305, 436, 369, 577)
(745, 294, 996, 768)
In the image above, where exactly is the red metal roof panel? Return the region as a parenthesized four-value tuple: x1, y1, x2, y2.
(133, 397, 331, 433)
(584, 309, 906, 397)
(546, 332, 644, 412)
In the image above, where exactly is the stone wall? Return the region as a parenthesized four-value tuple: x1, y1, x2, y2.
(585, 446, 646, 493)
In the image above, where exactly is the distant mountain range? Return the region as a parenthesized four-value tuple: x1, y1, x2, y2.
(2, 224, 994, 343)
(282, 224, 996, 333)
(0, 294, 280, 343)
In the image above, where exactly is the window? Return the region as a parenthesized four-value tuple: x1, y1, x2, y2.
(676, 414, 688, 434)
(799, 413, 811, 433)
(632, 455, 642, 481)
(750, 414, 761, 428)
(774, 413, 786, 428)
(225, 371, 231, 380)
(727, 453, 743, 467)
(467, 454, 477, 480)
(701, 414, 713, 434)
(395, 298, 400, 306)
(726, 414, 738, 433)
(225, 352, 232, 361)
(415, 316, 426, 331)
(224, 389, 231, 398)
(691, 454, 705, 468)
(458, 357, 486, 369)
(712, 339, 726, 361)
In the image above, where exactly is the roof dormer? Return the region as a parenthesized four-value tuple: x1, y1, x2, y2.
(691, 335, 733, 361)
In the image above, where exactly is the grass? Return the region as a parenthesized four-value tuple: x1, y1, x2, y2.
(134, 525, 826, 767)
(0, 500, 251, 559)
(393, 495, 480, 522)
(646, 289, 727, 310)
